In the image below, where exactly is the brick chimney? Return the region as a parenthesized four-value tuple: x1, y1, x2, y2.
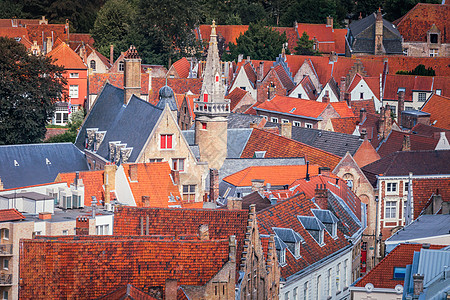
(397, 89, 405, 125)
(209, 168, 219, 202)
(128, 164, 138, 181)
(39, 212, 52, 220)
(165, 279, 178, 300)
(375, 7, 384, 55)
(340, 77, 346, 101)
(46, 36, 52, 54)
(257, 61, 264, 86)
(104, 163, 116, 204)
(75, 216, 89, 235)
(251, 179, 265, 193)
(314, 184, 328, 209)
(359, 108, 367, 124)
(123, 45, 141, 105)
(110, 44, 114, 65)
(227, 197, 242, 210)
(402, 135, 411, 151)
(326, 16, 333, 28)
(280, 122, 292, 139)
(413, 274, 424, 296)
(322, 91, 330, 103)
(199, 224, 209, 240)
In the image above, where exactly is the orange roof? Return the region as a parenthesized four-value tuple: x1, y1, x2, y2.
(355, 243, 445, 289)
(122, 162, 182, 208)
(197, 24, 249, 47)
(331, 102, 354, 117)
(26, 23, 68, 48)
(223, 165, 319, 187)
(333, 29, 347, 54)
(421, 94, 450, 130)
(256, 95, 328, 119)
(241, 128, 342, 169)
(171, 57, 190, 78)
(69, 33, 95, 47)
(57, 170, 106, 206)
(330, 117, 359, 134)
(273, 27, 298, 52)
(350, 99, 376, 115)
(47, 42, 86, 70)
(226, 87, 248, 111)
(0, 209, 25, 222)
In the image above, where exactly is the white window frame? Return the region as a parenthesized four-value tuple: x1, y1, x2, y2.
(418, 92, 427, 102)
(293, 121, 301, 127)
(303, 281, 308, 300)
(430, 49, 439, 57)
(279, 249, 286, 265)
(281, 119, 289, 124)
(305, 123, 313, 128)
(385, 201, 397, 219)
(62, 230, 69, 235)
(336, 263, 341, 291)
(172, 158, 185, 172)
(2, 290, 8, 300)
(69, 73, 79, 78)
(294, 242, 301, 258)
(69, 85, 79, 98)
(261, 115, 268, 120)
(436, 89, 442, 95)
(3, 258, 8, 270)
(293, 287, 298, 300)
(183, 184, 196, 202)
(386, 182, 398, 193)
(3, 229, 9, 240)
(271, 117, 279, 123)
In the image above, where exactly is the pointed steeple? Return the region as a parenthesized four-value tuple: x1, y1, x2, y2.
(201, 20, 225, 103)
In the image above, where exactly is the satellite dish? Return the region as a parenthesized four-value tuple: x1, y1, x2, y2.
(395, 284, 403, 293)
(365, 283, 374, 292)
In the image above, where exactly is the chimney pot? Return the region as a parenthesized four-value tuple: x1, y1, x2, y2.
(129, 164, 138, 181)
(280, 122, 292, 139)
(199, 224, 209, 240)
(413, 274, 424, 296)
(227, 197, 242, 210)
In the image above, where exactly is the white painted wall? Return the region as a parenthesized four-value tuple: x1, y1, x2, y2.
(229, 67, 257, 100)
(288, 84, 311, 100)
(350, 78, 382, 112)
(317, 82, 339, 103)
(114, 165, 136, 206)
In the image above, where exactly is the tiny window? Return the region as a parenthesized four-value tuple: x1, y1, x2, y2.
(160, 134, 173, 149)
(305, 123, 313, 128)
(3, 290, 8, 300)
(118, 61, 124, 71)
(172, 158, 185, 172)
(418, 92, 427, 102)
(282, 119, 289, 124)
(430, 49, 439, 57)
(298, 93, 302, 98)
(261, 115, 268, 120)
(430, 33, 438, 44)
(202, 122, 207, 130)
(387, 182, 397, 192)
(149, 158, 163, 163)
(393, 267, 406, 279)
(62, 230, 69, 235)
(203, 93, 208, 102)
(69, 85, 79, 98)
(271, 117, 278, 123)
(90, 60, 96, 70)
(404, 182, 409, 192)
(436, 89, 442, 95)
(240, 86, 246, 91)
(279, 248, 286, 265)
(69, 73, 79, 78)
(3, 259, 8, 270)
(293, 121, 301, 127)
(3, 229, 9, 240)
(360, 92, 364, 99)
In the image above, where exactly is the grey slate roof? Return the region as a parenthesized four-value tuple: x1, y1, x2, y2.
(266, 122, 363, 157)
(156, 86, 178, 111)
(75, 83, 164, 162)
(227, 113, 264, 129)
(386, 215, 450, 244)
(182, 128, 253, 158)
(0, 143, 89, 189)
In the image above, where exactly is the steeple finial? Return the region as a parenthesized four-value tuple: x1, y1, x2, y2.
(211, 20, 217, 37)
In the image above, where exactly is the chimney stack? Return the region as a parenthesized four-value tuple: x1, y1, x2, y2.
(110, 44, 114, 65)
(199, 224, 209, 240)
(314, 184, 328, 209)
(397, 89, 405, 125)
(340, 77, 346, 101)
(375, 7, 384, 55)
(165, 279, 178, 300)
(359, 108, 367, 124)
(123, 45, 142, 105)
(249, 122, 258, 129)
(128, 164, 138, 181)
(413, 274, 424, 296)
(104, 163, 116, 204)
(318, 167, 331, 176)
(75, 216, 89, 235)
(227, 197, 242, 210)
(402, 135, 411, 151)
(251, 179, 265, 193)
(280, 122, 292, 139)
(326, 16, 333, 28)
(46, 36, 52, 53)
(322, 90, 330, 103)
(209, 169, 219, 203)
(257, 61, 264, 86)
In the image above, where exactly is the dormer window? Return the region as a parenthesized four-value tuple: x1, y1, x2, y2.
(294, 242, 300, 257)
(274, 236, 288, 266)
(312, 209, 339, 239)
(430, 34, 438, 44)
(118, 61, 124, 72)
(273, 227, 304, 260)
(298, 215, 326, 246)
(279, 248, 286, 265)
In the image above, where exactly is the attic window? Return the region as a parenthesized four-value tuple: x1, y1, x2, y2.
(45, 158, 51, 165)
(298, 216, 326, 246)
(254, 151, 266, 158)
(273, 227, 304, 259)
(312, 209, 339, 239)
(393, 267, 406, 279)
(430, 34, 438, 44)
(290, 108, 296, 113)
(14, 160, 19, 167)
(118, 61, 124, 72)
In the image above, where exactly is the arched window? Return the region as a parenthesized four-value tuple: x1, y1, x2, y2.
(90, 60, 96, 70)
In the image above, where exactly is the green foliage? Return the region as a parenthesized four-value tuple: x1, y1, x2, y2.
(354, 0, 383, 20)
(396, 64, 436, 76)
(224, 21, 289, 61)
(91, 0, 135, 62)
(280, 0, 337, 26)
(45, 108, 85, 143)
(0, 0, 24, 18)
(383, 0, 440, 21)
(0, 37, 66, 145)
(295, 31, 321, 55)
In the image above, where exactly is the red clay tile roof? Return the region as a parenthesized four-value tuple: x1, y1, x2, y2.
(26, 24, 68, 48)
(19, 237, 230, 299)
(290, 75, 317, 100)
(256, 192, 351, 279)
(241, 128, 342, 169)
(350, 100, 377, 115)
(382, 74, 447, 101)
(413, 177, 450, 217)
(355, 243, 445, 288)
(69, 33, 95, 48)
(98, 284, 157, 300)
(333, 29, 347, 54)
(197, 25, 249, 48)
(330, 117, 359, 135)
(377, 130, 438, 158)
(256, 95, 328, 119)
(274, 64, 295, 91)
(148, 78, 202, 106)
(89, 73, 150, 95)
(411, 123, 450, 137)
(274, 27, 298, 52)
(0, 18, 41, 27)
(56, 170, 106, 206)
(243, 62, 257, 86)
(226, 87, 248, 111)
(394, 4, 450, 43)
(44, 127, 68, 141)
(421, 94, 450, 130)
(223, 165, 320, 187)
(331, 102, 355, 117)
(121, 162, 183, 207)
(171, 57, 190, 78)
(0, 209, 25, 222)
(0, 27, 30, 44)
(47, 42, 86, 70)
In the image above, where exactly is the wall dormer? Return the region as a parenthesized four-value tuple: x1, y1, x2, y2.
(273, 227, 304, 259)
(298, 215, 326, 246)
(312, 209, 339, 239)
(273, 236, 288, 266)
(427, 24, 441, 46)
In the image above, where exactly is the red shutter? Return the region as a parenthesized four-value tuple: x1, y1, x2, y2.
(160, 135, 166, 149)
(167, 135, 172, 149)
(203, 94, 208, 102)
(202, 122, 207, 130)
(215, 75, 219, 82)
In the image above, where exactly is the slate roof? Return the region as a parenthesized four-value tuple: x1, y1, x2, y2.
(223, 165, 319, 187)
(394, 3, 450, 43)
(355, 243, 445, 289)
(256, 193, 351, 280)
(421, 94, 450, 130)
(121, 162, 182, 208)
(376, 130, 438, 157)
(226, 113, 265, 129)
(57, 170, 105, 206)
(413, 177, 450, 217)
(19, 237, 230, 299)
(0, 209, 25, 222)
(75, 83, 164, 163)
(46, 42, 86, 70)
(362, 150, 450, 186)
(386, 215, 450, 244)
(0, 143, 89, 189)
(241, 128, 342, 169)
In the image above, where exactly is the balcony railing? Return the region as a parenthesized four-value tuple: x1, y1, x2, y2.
(0, 274, 12, 286)
(0, 244, 12, 256)
(193, 100, 230, 115)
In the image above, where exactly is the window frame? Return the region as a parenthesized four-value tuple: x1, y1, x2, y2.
(293, 121, 301, 127)
(69, 85, 79, 98)
(182, 184, 196, 202)
(3, 229, 9, 240)
(3, 258, 8, 270)
(271, 117, 279, 123)
(386, 182, 398, 193)
(305, 123, 313, 129)
(160, 134, 173, 150)
(69, 73, 79, 78)
(172, 158, 185, 172)
(418, 92, 427, 102)
(385, 201, 397, 219)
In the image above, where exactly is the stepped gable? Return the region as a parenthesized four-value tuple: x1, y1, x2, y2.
(19, 237, 230, 299)
(355, 243, 445, 289)
(256, 192, 350, 279)
(240, 128, 342, 169)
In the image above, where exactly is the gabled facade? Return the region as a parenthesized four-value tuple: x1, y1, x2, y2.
(287, 75, 318, 100)
(228, 62, 258, 100)
(347, 74, 382, 111)
(86, 48, 111, 73)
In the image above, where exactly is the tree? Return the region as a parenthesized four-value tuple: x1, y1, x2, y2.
(295, 31, 320, 55)
(45, 108, 85, 143)
(224, 21, 289, 61)
(0, 37, 66, 145)
(383, 0, 440, 21)
(0, 0, 24, 18)
(91, 0, 136, 62)
(396, 64, 436, 76)
(280, 0, 337, 26)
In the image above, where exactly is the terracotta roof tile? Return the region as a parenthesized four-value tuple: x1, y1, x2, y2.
(355, 243, 445, 288)
(243, 62, 257, 86)
(350, 99, 377, 115)
(223, 165, 320, 187)
(20, 237, 230, 299)
(26, 23, 68, 48)
(44, 128, 68, 141)
(225, 87, 248, 111)
(413, 177, 450, 217)
(421, 94, 450, 129)
(377, 130, 438, 158)
(330, 117, 359, 135)
(197, 24, 249, 49)
(256, 95, 328, 119)
(171, 57, 191, 78)
(148, 78, 202, 106)
(410, 123, 450, 137)
(273, 27, 298, 52)
(333, 29, 347, 54)
(47, 42, 86, 70)
(121, 162, 183, 207)
(394, 4, 450, 43)
(98, 284, 157, 300)
(0, 209, 25, 222)
(331, 102, 355, 117)
(274, 64, 295, 91)
(56, 170, 106, 206)
(241, 128, 342, 169)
